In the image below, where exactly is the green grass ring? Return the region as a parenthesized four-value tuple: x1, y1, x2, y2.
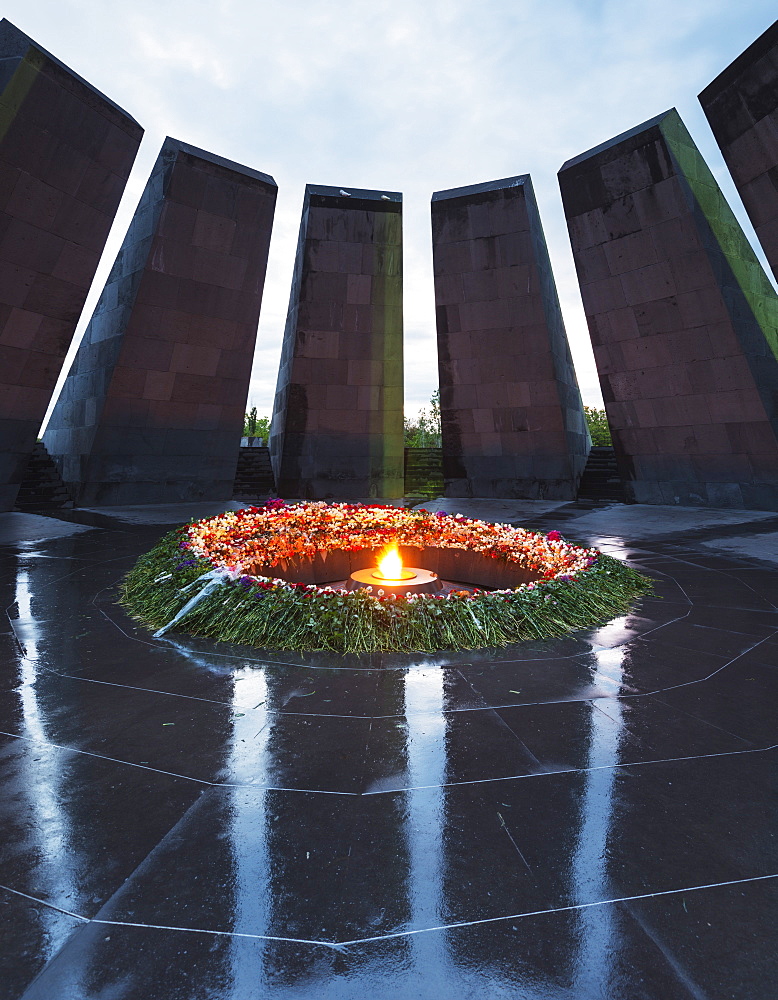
(119, 502, 652, 654)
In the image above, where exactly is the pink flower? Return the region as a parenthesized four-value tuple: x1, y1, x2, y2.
(547, 530, 562, 541)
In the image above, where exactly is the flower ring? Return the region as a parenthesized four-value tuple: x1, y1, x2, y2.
(120, 502, 650, 653)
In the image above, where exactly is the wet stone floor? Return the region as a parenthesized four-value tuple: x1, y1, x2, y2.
(0, 501, 776, 999)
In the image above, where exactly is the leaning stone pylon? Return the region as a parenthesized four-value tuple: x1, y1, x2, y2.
(270, 185, 404, 499)
(0, 19, 143, 509)
(44, 139, 277, 504)
(699, 20, 778, 282)
(559, 108, 778, 509)
(432, 175, 590, 498)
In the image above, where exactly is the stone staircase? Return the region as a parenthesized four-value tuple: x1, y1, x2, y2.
(232, 446, 276, 501)
(577, 446, 627, 502)
(14, 440, 74, 511)
(404, 447, 444, 499)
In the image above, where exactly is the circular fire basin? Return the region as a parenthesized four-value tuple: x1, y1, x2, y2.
(246, 547, 540, 590)
(121, 505, 652, 653)
(347, 566, 443, 596)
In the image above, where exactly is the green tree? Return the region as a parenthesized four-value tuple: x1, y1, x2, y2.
(404, 389, 441, 448)
(584, 405, 612, 446)
(243, 408, 270, 439)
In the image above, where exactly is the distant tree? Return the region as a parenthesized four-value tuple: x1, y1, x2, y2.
(243, 408, 270, 439)
(584, 405, 612, 446)
(429, 388, 440, 431)
(405, 389, 441, 447)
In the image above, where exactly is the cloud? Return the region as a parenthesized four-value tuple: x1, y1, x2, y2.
(129, 21, 235, 89)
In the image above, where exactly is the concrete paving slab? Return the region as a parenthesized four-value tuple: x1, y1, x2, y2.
(701, 532, 778, 564)
(0, 513, 96, 544)
(77, 501, 250, 525)
(561, 503, 778, 539)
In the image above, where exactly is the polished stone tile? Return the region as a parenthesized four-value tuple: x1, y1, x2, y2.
(627, 596, 691, 619)
(243, 713, 374, 791)
(0, 514, 97, 545)
(636, 560, 778, 611)
(0, 633, 24, 690)
(496, 699, 641, 772)
(374, 665, 490, 717)
(496, 694, 748, 774)
(599, 639, 731, 694)
(339, 790, 548, 937)
(596, 693, 754, 754)
(11, 607, 384, 720)
(456, 655, 614, 708)
(258, 666, 380, 717)
(640, 619, 775, 659)
(378, 634, 596, 670)
(88, 703, 372, 791)
(0, 508, 776, 997)
(452, 752, 776, 910)
(576, 612, 683, 649)
(18, 896, 740, 1000)
(90, 783, 548, 942)
(621, 877, 778, 1000)
(725, 566, 778, 605)
(651, 656, 778, 745)
(85, 787, 406, 941)
(364, 708, 539, 792)
(679, 603, 778, 635)
(0, 892, 83, 1000)
(0, 735, 201, 918)
(601, 752, 777, 899)
(1, 672, 241, 776)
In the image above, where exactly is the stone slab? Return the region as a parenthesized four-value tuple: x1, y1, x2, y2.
(559, 108, 778, 510)
(0, 19, 143, 510)
(43, 138, 277, 505)
(4, 500, 778, 996)
(432, 175, 590, 500)
(269, 185, 404, 499)
(699, 20, 778, 282)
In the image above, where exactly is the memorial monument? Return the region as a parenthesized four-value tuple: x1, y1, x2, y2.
(700, 19, 778, 282)
(44, 138, 277, 504)
(559, 108, 778, 508)
(432, 175, 590, 498)
(0, 19, 142, 509)
(269, 185, 404, 499)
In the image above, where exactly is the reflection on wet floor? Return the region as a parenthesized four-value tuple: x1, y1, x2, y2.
(0, 506, 776, 999)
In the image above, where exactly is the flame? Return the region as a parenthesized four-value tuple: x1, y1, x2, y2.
(377, 544, 403, 580)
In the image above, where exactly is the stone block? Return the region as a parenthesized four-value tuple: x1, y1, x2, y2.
(559, 107, 778, 510)
(432, 175, 590, 499)
(44, 138, 277, 504)
(269, 186, 404, 499)
(700, 21, 778, 280)
(0, 20, 143, 508)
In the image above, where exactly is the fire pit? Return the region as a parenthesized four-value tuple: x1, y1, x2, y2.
(120, 502, 651, 653)
(348, 544, 443, 596)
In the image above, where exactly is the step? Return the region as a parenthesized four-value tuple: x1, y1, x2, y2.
(577, 447, 625, 502)
(13, 441, 74, 511)
(232, 446, 276, 499)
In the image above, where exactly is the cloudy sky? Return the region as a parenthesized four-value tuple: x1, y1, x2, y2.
(10, 0, 776, 424)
